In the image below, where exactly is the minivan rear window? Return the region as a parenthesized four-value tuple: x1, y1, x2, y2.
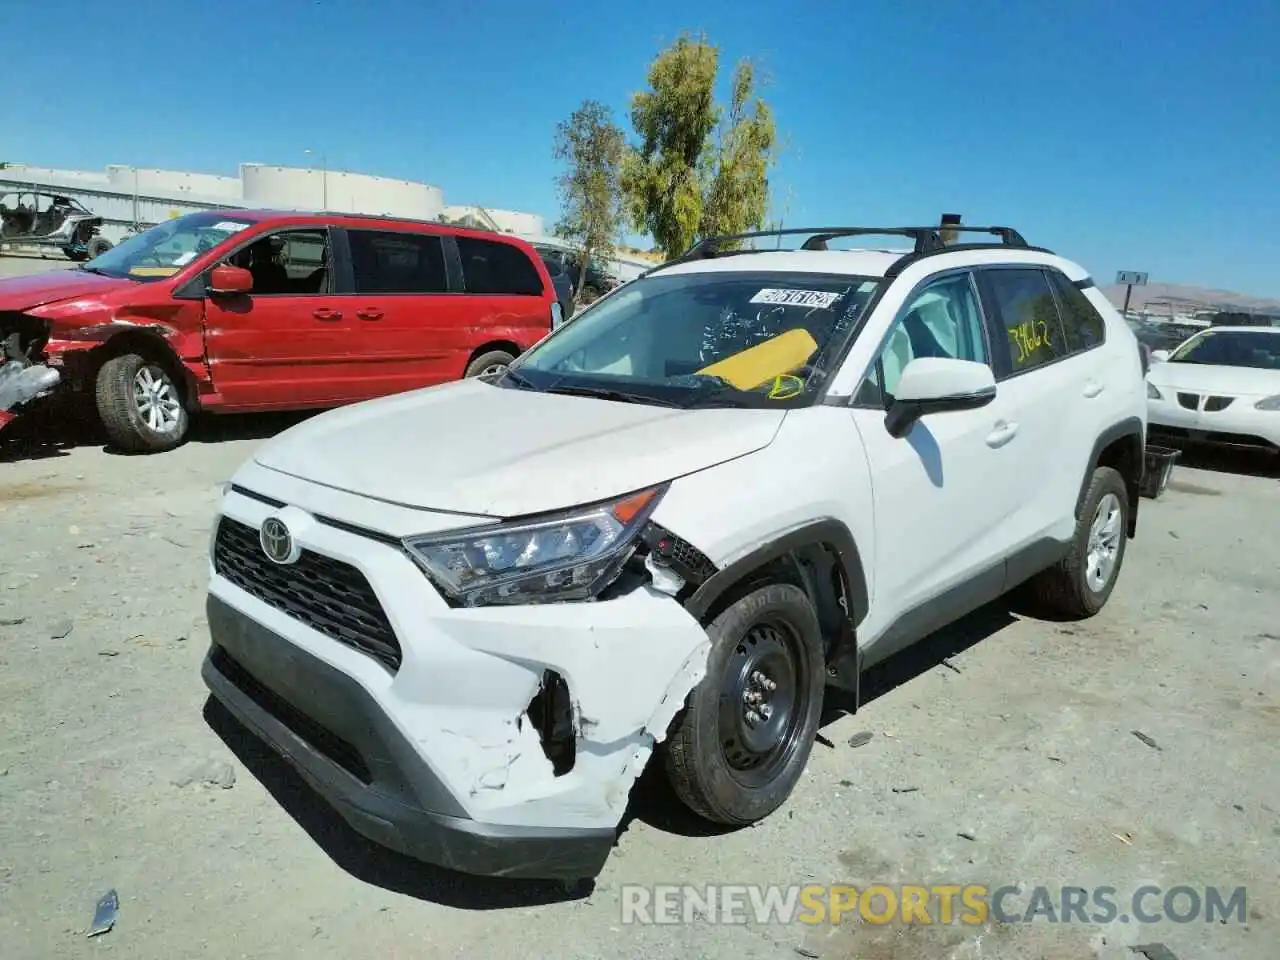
(347, 230, 448, 294)
(457, 236, 543, 296)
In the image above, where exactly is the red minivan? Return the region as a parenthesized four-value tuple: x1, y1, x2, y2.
(0, 210, 560, 451)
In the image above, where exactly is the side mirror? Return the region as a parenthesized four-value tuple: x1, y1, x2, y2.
(1150, 349, 1170, 363)
(885, 358, 997, 439)
(208, 264, 253, 297)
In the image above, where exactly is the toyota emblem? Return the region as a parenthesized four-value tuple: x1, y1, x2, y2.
(259, 517, 296, 565)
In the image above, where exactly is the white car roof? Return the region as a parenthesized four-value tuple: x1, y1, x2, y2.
(649, 246, 1090, 283)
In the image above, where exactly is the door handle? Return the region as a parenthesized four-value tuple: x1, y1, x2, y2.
(356, 308, 384, 321)
(312, 308, 342, 321)
(986, 420, 1019, 448)
(1083, 379, 1105, 398)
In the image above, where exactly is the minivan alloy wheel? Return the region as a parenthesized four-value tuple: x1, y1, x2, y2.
(1085, 492, 1123, 592)
(133, 364, 183, 434)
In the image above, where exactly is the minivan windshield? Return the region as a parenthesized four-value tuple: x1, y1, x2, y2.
(506, 270, 882, 408)
(83, 211, 256, 282)
(1169, 329, 1280, 370)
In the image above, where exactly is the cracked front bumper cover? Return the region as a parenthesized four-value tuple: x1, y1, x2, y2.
(202, 594, 616, 881)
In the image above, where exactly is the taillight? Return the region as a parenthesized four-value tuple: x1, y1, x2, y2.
(551, 301, 564, 329)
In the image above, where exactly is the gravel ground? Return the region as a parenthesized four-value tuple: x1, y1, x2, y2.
(1, 412, 1277, 960)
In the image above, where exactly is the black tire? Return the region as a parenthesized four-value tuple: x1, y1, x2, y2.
(1030, 466, 1129, 618)
(63, 248, 88, 262)
(87, 237, 112, 259)
(464, 349, 515, 379)
(95, 353, 189, 453)
(663, 583, 825, 826)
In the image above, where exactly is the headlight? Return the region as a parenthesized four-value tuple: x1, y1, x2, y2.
(403, 486, 666, 606)
(1147, 383, 1163, 399)
(1256, 394, 1280, 411)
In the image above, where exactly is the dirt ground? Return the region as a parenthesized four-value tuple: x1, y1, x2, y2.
(1, 407, 1277, 960)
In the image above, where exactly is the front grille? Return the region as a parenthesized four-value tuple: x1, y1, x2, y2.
(213, 517, 402, 672)
(1204, 395, 1234, 412)
(1177, 392, 1200, 410)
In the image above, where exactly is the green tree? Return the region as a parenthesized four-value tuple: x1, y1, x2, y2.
(553, 99, 626, 295)
(621, 34, 778, 259)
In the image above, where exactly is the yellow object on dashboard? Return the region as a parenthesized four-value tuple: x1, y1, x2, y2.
(695, 328, 819, 390)
(128, 266, 180, 277)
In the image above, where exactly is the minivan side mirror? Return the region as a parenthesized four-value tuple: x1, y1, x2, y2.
(884, 357, 997, 439)
(208, 264, 253, 296)
(1150, 349, 1170, 363)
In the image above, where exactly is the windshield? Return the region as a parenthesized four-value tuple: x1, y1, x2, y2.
(507, 270, 882, 408)
(1169, 329, 1280, 370)
(84, 211, 256, 281)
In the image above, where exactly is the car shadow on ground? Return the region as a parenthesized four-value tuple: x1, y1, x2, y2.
(622, 598, 1020, 838)
(202, 696, 591, 909)
(0, 406, 317, 462)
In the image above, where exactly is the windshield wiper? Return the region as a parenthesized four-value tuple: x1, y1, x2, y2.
(499, 367, 537, 389)
(545, 383, 684, 408)
(79, 264, 107, 275)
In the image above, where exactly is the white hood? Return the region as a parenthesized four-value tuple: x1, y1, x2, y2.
(1148, 362, 1280, 397)
(254, 378, 787, 517)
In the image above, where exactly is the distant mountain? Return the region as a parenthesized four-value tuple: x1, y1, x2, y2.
(1100, 281, 1280, 315)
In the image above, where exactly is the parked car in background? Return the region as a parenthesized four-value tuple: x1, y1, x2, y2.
(0, 210, 558, 450)
(0, 190, 113, 261)
(531, 245, 575, 326)
(1146, 325, 1280, 457)
(531, 243, 619, 303)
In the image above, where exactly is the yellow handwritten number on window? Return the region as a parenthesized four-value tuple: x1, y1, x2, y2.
(1009, 319, 1050, 365)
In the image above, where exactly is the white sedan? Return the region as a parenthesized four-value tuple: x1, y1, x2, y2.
(1145, 325, 1280, 456)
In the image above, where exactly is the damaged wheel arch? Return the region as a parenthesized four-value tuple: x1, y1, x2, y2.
(683, 519, 868, 680)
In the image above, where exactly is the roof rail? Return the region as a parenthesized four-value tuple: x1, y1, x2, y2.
(641, 224, 1040, 278)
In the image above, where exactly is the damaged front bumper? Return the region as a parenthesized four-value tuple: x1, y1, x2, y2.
(0, 359, 61, 434)
(202, 481, 711, 881)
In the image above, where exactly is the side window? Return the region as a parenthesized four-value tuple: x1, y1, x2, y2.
(1048, 271, 1106, 353)
(855, 272, 988, 405)
(456, 236, 544, 296)
(229, 229, 331, 296)
(983, 268, 1067, 374)
(346, 230, 447, 294)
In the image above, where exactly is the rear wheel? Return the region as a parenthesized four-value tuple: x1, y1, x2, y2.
(1030, 466, 1129, 618)
(87, 236, 112, 259)
(464, 349, 516, 379)
(663, 583, 824, 826)
(95, 353, 189, 453)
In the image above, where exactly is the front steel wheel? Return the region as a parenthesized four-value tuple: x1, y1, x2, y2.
(663, 583, 825, 826)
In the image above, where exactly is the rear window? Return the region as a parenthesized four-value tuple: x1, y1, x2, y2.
(457, 236, 544, 296)
(347, 229, 448, 294)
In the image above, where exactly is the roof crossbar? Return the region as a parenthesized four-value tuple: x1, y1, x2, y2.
(641, 224, 1035, 278)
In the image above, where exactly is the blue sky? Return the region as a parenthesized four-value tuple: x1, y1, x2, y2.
(3, 0, 1277, 297)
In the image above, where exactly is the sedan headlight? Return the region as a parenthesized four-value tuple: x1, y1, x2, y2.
(1147, 382, 1163, 399)
(1255, 394, 1280, 411)
(403, 486, 666, 606)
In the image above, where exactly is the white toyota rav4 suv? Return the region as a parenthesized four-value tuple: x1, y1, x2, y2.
(201, 224, 1149, 883)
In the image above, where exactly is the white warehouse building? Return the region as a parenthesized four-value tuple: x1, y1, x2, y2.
(0, 161, 543, 243)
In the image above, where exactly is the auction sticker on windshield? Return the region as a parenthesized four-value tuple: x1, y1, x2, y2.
(212, 221, 252, 234)
(750, 288, 842, 309)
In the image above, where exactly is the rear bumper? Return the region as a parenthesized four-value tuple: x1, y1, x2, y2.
(202, 593, 615, 881)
